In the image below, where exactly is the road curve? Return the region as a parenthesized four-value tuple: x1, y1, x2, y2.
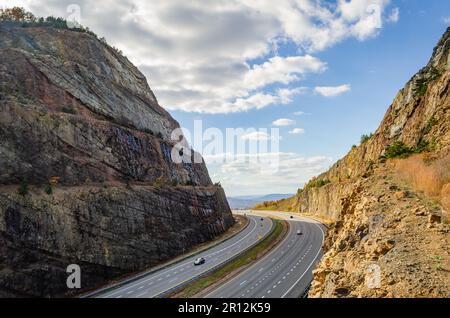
(206, 211, 325, 298)
(93, 215, 273, 298)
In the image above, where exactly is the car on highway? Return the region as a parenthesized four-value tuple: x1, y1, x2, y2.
(297, 230, 303, 236)
(194, 257, 206, 266)
(260, 218, 264, 221)
(290, 215, 294, 219)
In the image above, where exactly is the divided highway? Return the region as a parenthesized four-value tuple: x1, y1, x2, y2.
(206, 211, 325, 298)
(93, 215, 273, 298)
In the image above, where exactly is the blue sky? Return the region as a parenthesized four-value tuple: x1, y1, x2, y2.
(13, 0, 450, 196)
(169, 1, 450, 195)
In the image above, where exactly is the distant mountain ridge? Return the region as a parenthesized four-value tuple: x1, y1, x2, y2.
(227, 194, 294, 209)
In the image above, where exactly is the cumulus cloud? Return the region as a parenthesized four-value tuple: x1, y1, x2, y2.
(314, 84, 351, 97)
(272, 118, 296, 127)
(289, 128, 305, 135)
(207, 152, 332, 195)
(15, 0, 393, 114)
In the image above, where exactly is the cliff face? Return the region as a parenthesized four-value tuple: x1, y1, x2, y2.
(0, 24, 233, 297)
(295, 28, 450, 221)
(295, 28, 450, 297)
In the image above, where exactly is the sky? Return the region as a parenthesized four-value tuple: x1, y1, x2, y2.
(3, 0, 449, 196)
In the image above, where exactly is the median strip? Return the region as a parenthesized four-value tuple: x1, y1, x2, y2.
(170, 219, 288, 298)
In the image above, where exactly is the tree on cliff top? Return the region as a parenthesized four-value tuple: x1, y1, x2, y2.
(0, 7, 36, 23)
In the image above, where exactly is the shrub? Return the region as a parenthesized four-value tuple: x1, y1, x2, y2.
(413, 66, 443, 97)
(0, 7, 35, 23)
(385, 140, 431, 160)
(303, 178, 330, 191)
(385, 141, 414, 159)
(44, 184, 53, 195)
(0, 7, 125, 59)
(423, 117, 437, 135)
(61, 106, 76, 114)
(413, 77, 429, 97)
(154, 176, 164, 188)
(360, 133, 373, 144)
(18, 180, 29, 196)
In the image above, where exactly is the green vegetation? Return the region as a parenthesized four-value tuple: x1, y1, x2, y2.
(423, 117, 438, 135)
(385, 141, 414, 159)
(18, 180, 29, 196)
(44, 184, 53, 195)
(413, 66, 444, 97)
(0, 7, 124, 56)
(61, 106, 76, 114)
(384, 140, 431, 159)
(171, 220, 285, 298)
(303, 178, 331, 191)
(360, 133, 373, 144)
(1, 7, 92, 34)
(154, 176, 165, 188)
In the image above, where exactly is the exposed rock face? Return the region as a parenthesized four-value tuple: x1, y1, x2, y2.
(0, 24, 234, 297)
(293, 28, 450, 297)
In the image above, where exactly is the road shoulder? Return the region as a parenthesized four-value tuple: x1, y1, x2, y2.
(81, 214, 249, 298)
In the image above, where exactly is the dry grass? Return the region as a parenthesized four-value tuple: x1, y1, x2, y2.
(392, 153, 450, 213)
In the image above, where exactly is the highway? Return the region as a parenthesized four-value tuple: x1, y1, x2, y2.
(206, 211, 325, 298)
(93, 215, 273, 298)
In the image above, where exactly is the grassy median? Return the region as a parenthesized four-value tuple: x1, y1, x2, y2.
(170, 219, 287, 298)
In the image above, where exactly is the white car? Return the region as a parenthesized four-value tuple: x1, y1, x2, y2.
(194, 257, 206, 266)
(297, 230, 303, 236)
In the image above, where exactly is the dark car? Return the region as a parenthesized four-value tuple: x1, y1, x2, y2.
(297, 230, 303, 236)
(194, 257, 206, 266)
(290, 215, 294, 219)
(260, 218, 264, 221)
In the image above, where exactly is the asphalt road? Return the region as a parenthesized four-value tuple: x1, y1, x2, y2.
(94, 215, 273, 298)
(206, 211, 325, 298)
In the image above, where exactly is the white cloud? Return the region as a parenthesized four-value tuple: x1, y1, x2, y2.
(241, 131, 277, 141)
(289, 128, 305, 135)
(272, 118, 296, 127)
(293, 111, 305, 116)
(207, 152, 332, 196)
(314, 84, 351, 97)
(443, 17, 450, 24)
(14, 0, 393, 114)
(244, 55, 326, 90)
(388, 8, 400, 23)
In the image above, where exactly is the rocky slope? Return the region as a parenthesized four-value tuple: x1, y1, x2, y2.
(288, 28, 450, 297)
(0, 23, 234, 297)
